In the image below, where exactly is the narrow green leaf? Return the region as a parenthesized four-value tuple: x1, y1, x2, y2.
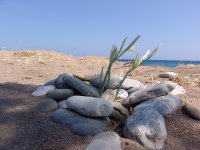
(110, 46, 114, 59)
(114, 70, 130, 101)
(99, 67, 104, 95)
(107, 69, 111, 89)
(116, 37, 127, 59)
(124, 35, 141, 51)
(119, 37, 127, 51)
(117, 35, 141, 58)
(146, 44, 161, 60)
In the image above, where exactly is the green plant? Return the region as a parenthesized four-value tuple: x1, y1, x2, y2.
(99, 35, 140, 96)
(99, 35, 160, 100)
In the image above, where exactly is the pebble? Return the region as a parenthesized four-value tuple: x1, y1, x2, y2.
(110, 102, 129, 121)
(55, 73, 72, 89)
(115, 89, 129, 99)
(169, 83, 186, 95)
(32, 85, 55, 97)
(47, 89, 75, 101)
(90, 74, 141, 90)
(89, 74, 120, 89)
(101, 89, 128, 101)
(159, 72, 178, 78)
(134, 95, 181, 117)
(66, 96, 113, 117)
(123, 81, 176, 106)
(183, 103, 200, 120)
(36, 98, 58, 112)
(63, 75, 100, 97)
(52, 108, 110, 136)
(101, 89, 116, 100)
(86, 131, 121, 150)
(123, 109, 167, 150)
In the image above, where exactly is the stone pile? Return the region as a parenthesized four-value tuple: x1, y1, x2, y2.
(32, 72, 189, 149)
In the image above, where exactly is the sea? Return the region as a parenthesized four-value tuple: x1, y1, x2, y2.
(118, 59, 200, 68)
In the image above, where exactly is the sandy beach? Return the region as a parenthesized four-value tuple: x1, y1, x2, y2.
(1, 50, 200, 150)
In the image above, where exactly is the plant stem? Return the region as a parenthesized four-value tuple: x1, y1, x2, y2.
(99, 62, 113, 96)
(114, 63, 141, 101)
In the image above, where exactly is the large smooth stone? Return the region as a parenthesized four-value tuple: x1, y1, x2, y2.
(159, 72, 178, 78)
(183, 103, 200, 120)
(123, 81, 176, 106)
(36, 98, 58, 112)
(90, 74, 141, 90)
(123, 109, 167, 150)
(169, 83, 186, 95)
(111, 102, 129, 121)
(55, 73, 72, 89)
(52, 108, 110, 136)
(66, 96, 113, 117)
(47, 89, 75, 101)
(89, 74, 118, 89)
(101, 89, 128, 101)
(32, 85, 55, 97)
(86, 131, 121, 150)
(63, 76, 100, 97)
(134, 95, 181, 117)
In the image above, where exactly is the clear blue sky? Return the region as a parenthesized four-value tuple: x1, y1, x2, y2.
(0, 0, 200, 60)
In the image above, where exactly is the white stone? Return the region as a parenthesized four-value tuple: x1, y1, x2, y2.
(114, 89, 128, 99)
(66, 96, 113, 117)
(32, 85, 55, 96)
(169, 83, 186, 95)
(101, 89, 128, 101)
(159, 72, 178, 78)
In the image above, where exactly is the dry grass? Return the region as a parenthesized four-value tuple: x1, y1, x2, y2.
(170, 75, 196, 86)
(177, 64, 200, 69)
(0, 50, 75, 61)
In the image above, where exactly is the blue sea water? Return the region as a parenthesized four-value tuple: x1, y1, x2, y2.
(118, 59, 200, 67)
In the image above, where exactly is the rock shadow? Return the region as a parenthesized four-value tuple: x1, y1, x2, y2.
(0, 82, 91, 150)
